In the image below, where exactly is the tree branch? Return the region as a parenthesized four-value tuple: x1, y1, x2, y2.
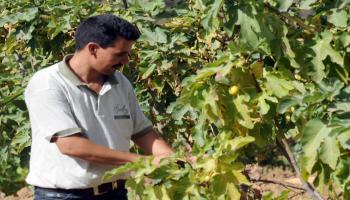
(122, 0, 128, 9)
(250, 178, 305, 191)
(277, 136, 325, 200)
(264, 3, 316, 34)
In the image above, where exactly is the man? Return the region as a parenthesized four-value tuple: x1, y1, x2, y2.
(24, 14, 174, 200)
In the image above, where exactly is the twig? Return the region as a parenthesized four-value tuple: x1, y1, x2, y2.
(220, 6, 227, 24)
(264, 3, 316, 34)
(250, 178, 305, 191)
(289, 191, 306, 199)
(122, 0, 128, 9)
(278, 136, 325, 200)
(274, 117, 324, 200)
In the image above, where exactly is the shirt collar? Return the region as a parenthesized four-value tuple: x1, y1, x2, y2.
(58, 54, 118, 86)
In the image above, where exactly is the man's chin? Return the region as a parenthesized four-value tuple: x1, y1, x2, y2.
(101, 69, 117, 76)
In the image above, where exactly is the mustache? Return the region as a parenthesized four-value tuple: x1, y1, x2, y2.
(113, 64, 123, 68)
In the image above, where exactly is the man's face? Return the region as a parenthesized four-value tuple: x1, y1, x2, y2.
(91, 37, 134, 75)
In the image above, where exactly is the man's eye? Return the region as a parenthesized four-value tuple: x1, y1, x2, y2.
(115, 53, 127, 57)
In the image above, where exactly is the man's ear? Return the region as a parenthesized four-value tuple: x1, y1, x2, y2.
(86, 42, 100, 55)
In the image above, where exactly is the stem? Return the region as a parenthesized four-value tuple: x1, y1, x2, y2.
(220, 6, 227, 24)
(264, 3, 316, 34)
(250, 178, 305, 191)
(277, 136, 325, 200)
(274, 117, 324, 200)
(289, 191, 306, 199)
(179, 131, 192, 146)
(122, 0, 128, 9)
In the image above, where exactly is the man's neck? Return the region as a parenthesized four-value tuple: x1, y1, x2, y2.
(68, 53, 104, 85)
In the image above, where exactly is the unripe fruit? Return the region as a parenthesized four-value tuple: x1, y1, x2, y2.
(229, 85, 239, 95)
(285, 114, 291, 122)
(290, 106, 295, 112)
(294, 74, 302, 80)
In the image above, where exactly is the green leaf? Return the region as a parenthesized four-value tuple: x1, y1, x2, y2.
(201, 0, 223, 32)
(339, 32, 350, 48)
(143, 187, 158, 200)
(103, 162, 136, 181)
(257, 95, 270, 115)
(0, 7, 38, 26)
(314, 164, 331, 192)
(155, 27, 167, 43)
(212, 174, 227, 198)
(230, 68, 256, 91)
(237, 6, 260, 48)
(276, 97, 298, 114)
(275, 190, 290, 200)
(141, 63, 156, 79)
(265, 73, 294, 98)
(250, 61, 264, 79)
(328, 9, 348, 28)
(333, 157, 350, 188)
(282, 26, 299, 68)
(193, 0, 206, 10)
(195, 157, 217, 172)
(319, 136, 340, 169)
(262, 192, 274, 200)
(233, 95, 254, 129)
(126, 178, 145, 200)
(299, 0, 317, 9)
(333, 102, 350, 113)
(229, 136, 255, 151)
(212, 173, 240, 200)
(226, 182, 241, 200)
(311, 31, 344, 82)
(300, 152, 318, 175)
(301, 119, 330, 160)
(11, 130, 31, 153)
(338, 129, 350, 150)
(141, 27, 167, 45)
(275, 0, 293, 12)
(0, 89, 24, 107)
(232, 170, 250, 185)
(170, 104, 192, 120)
(192, 115, 206, 147)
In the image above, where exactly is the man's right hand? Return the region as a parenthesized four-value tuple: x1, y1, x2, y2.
(152, 153, 172, 166)
(54, 133, 141, 166)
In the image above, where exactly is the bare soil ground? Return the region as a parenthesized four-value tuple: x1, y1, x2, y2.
(246, 164, 310, 199)
(0, 187, 33, 200)
(0, 165, 329, 200)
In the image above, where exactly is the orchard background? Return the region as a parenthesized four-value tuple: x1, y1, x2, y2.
(1, 0, 350, 199)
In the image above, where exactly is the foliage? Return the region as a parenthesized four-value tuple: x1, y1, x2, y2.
(0, 0, 109, 194)
(1, 0, 350, 199)
(105, 136, 253, 200)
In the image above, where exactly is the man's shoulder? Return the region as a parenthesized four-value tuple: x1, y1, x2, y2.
(31, 62, 60, 79)
(26, 62, 62, 91)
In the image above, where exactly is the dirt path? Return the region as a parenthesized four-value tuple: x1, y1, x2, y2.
(246, 164, 310, 199)
(0, 187, 33, 200)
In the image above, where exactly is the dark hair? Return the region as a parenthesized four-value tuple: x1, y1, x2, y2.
(75, 14, 140, 51)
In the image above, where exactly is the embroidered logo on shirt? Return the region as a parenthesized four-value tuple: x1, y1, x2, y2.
(113, 104, 130, 119)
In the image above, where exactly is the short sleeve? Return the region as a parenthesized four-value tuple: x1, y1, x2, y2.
(25, 88, 82, 142)
(128, 88, 153, 139)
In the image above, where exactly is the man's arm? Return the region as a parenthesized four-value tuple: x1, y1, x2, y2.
(131, 129, 174, 156)
(54, 134, 144, 166)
